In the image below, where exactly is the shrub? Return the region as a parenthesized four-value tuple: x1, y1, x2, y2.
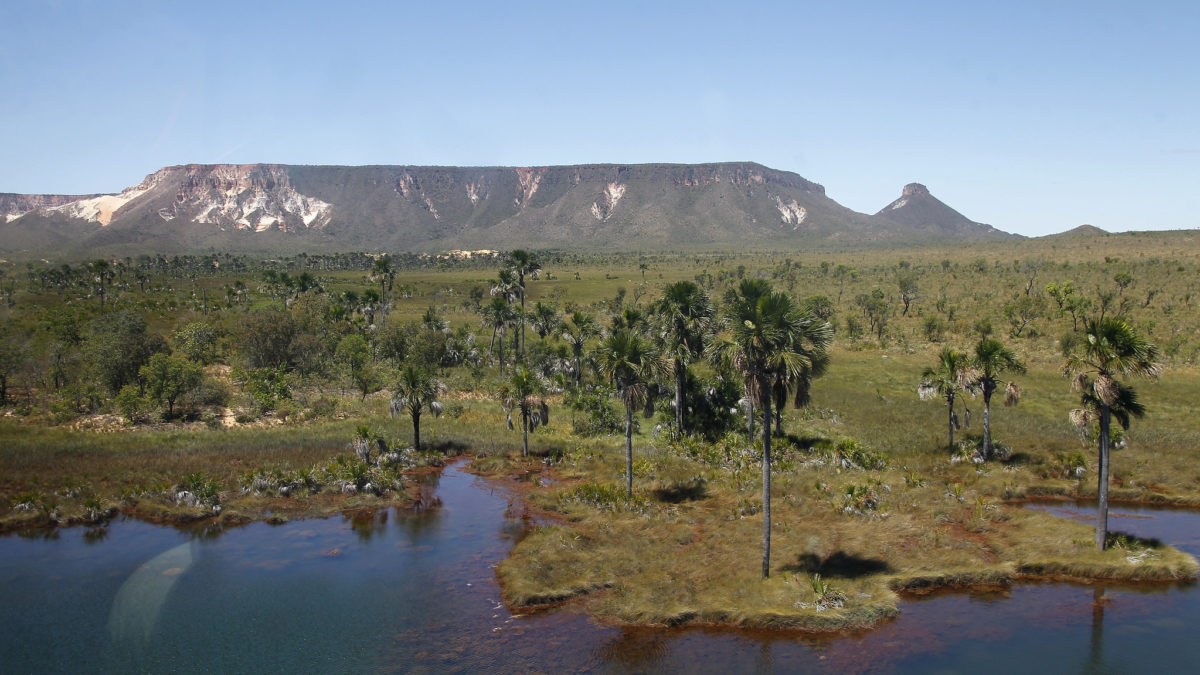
(115, 385, 151, 425)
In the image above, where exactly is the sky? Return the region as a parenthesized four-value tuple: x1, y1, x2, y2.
(1, 0, 1197, 237)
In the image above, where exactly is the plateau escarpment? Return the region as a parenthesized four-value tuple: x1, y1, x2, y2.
(0, 163, 1016, 255)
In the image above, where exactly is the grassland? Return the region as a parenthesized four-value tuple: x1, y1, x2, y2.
(2, 231, 1200, 630)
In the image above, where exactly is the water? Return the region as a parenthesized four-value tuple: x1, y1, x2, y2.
(1, 465, 1196, 673)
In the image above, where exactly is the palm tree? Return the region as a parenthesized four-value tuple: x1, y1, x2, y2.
(595, 327, 667, 496)
(968, 337, 1025, 461)
(562, 311, 599, 387)
(482, 297, 517, 371)
(1065, 317, 1161, 550)
(499, 366, 548, 457)
(389, 365, 446, 451)
(505, 250, 541, 356)
(768, 314, 833, 437)
(651, 281, 713, 439)
(711, 279, 815, 578)
(371, 255, 395, 300)
(529, 301, 561, 341)
(919, 347, 976, 449)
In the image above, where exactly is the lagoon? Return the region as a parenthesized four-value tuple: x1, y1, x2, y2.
(1, 461, 1196, 673)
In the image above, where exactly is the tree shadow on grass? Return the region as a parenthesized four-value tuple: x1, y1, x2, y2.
(781, 551, 891, 579)
(652, 480, 708, 503)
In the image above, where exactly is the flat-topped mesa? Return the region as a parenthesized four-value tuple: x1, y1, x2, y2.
(0, 163, 1016, 255)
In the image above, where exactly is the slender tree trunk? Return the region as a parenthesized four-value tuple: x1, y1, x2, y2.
(1096, 403, 1111, 551)
(947, 391, 956, 449)
(982, 387, 993, 460)
(574, 348, 583, 387)
(520, 282, 526, 357)
(674, 362, 685, 439)
(775, 406, 783, 437)
(747, 400, 755, 440)
(625, 403, 634, 496)
(761, 380, 773, 579)
(413, 410, 421, 451)
(522, 409, 530, 457)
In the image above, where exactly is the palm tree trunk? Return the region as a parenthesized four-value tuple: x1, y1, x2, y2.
(747, 400, 755, 440)
(412, 411, 421, 451)
(761, 384, 773, 579)
(520, 283, 526, 357)
(574, 348, 583, 387)
(625, 403, 634, 496)
(1096, 403, 1111, 551)
(674, 362, 685, 439)
(982, 388, 993, 460)
(947, 392, 955, 449)
(522, 409, 530, 457)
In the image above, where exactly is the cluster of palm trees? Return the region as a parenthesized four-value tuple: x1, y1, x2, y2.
(920, 317, 1161, 552)
(919, 337, 1025, 460)
(523, 273, 833, 579)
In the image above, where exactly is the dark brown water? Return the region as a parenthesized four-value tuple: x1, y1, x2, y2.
(1, 463, 1196, 673)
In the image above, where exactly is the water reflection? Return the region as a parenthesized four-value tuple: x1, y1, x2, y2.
(1, 472, 1198, 674)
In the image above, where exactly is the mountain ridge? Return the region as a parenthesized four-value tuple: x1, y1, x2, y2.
(0, 162, 1017, 255)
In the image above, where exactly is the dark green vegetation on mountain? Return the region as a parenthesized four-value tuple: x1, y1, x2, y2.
(2, 229, 1199, 630)
(0, 162, 1015, 256)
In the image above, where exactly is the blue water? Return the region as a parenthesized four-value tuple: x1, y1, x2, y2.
(1, 464, 1196, 673)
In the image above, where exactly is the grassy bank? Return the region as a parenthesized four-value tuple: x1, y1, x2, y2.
(491, 427, 1199, 632)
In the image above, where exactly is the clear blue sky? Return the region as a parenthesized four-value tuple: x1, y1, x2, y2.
(2, 0, 1197, 236)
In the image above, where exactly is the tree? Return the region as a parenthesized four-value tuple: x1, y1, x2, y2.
(855, 289, 890, 343)
(918, 347, 976, 449)
(711, 279, 816, 578)
(482, 297, 518, 371)
(389, 365, 446, 451)
(336, 334, 378, 400)
(897, 271, 919, 316)
(1004, 295, 1046, 338)
(88, 259, 114, 313)
(1065, 317, 1161, 551)
(529, 301, 561, 341)
(505, 250, 541, 357)
(768, 311, 833, 437)
(968, 338, 1025, 460)
(562, 311, 599, 387)
(139, 353, 203, 416)
(174, 321, 217, 365)
(239, 310, 297, 370)
(595, 327, 667, 496)
(0, 327, 25, 404)
(370, 255, 395, 308)
(499, 366, 548, 457)
(650, 281, 714, 439)
(84, 310, 166, 394)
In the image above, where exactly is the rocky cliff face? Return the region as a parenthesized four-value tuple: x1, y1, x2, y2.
(0, 163, 1015, 255)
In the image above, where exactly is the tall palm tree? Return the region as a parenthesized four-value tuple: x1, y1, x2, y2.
(711, 279, 815, 578)
(505, 250, 541, 356)
(1065, 317, 1161, 550)
(482, 297, 517, 371)
(562, 311, 599, 387)
(968, 338, 1025, 461)
(650, 281, 714, 439)
(768, 315, 833, 437)
(919, 347, 976, 449)
(389, 365, 446, 451)
(595, 327, 668, 496)
(499, 366, 548, 457)
(370, 254, 395, 310)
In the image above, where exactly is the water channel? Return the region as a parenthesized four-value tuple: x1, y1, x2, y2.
(1, 460, 1196, 673)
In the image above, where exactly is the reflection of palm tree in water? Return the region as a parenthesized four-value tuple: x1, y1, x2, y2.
(1087, 586, 1107, 673)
